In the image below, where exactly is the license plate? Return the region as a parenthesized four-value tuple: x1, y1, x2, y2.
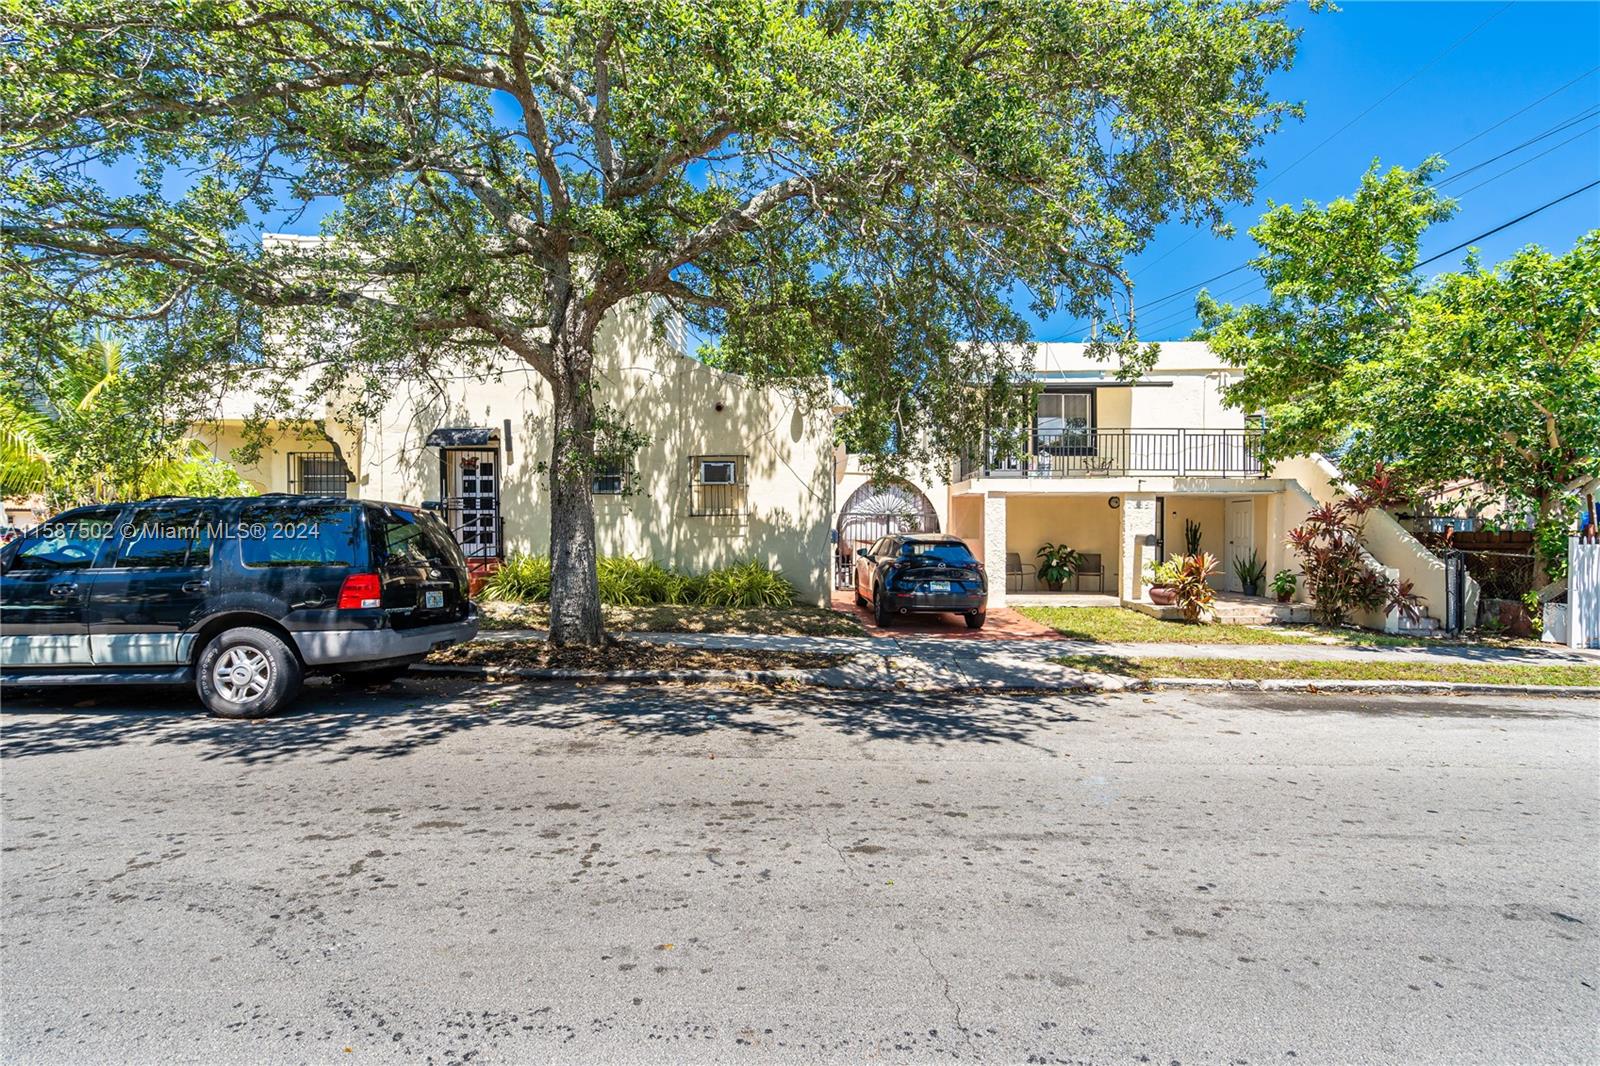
(424, 590, 444, 609)
(925, 580, 951, 593)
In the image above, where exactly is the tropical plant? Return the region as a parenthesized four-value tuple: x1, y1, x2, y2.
(0, 335, 252, 505)
(1145, 557, 1184, 587)
(1285, 471, 1424, 627)
(4, 3, 1303, 642)
(696, 560, 797, 609)
(1171, 552, 1220, 623)
(479, 554, 793, 609)
(1184, 519, 1203, 556)
(1232, 549, 1266, 596)
(1269, 568, 1298, 603)
(1035, 542, 1086, 591)
(1200, 161, 1600, 584)
(480, 554, 554, 603)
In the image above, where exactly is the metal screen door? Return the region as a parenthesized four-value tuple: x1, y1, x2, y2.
(443, 448, 501, 559)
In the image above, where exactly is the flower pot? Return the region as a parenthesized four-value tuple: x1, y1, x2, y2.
(1275, 590, 1293, 604)
(1243, 580, 1261, 598)
(1044, 579, 1064, 592)
(1149, 585, 1178, 606)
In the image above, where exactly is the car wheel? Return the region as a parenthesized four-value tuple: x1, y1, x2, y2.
(873, 586, 893, 627)
(854, 584, 867, 607)
(196, 627, 302, 719)
(964, 610, 987, 630)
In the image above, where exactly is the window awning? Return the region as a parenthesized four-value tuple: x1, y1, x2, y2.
(425, 426, 500, 448)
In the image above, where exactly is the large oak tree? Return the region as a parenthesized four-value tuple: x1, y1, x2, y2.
(3, 0, 1301, 643)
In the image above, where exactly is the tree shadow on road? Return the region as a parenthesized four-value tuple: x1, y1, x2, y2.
(0, 679, 1096, 765)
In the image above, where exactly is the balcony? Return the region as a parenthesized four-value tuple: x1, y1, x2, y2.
(959, 428, 1266, 480)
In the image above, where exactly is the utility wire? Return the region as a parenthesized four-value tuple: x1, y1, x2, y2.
(1129, 3, 1514, 282)
(1453, 121, 1600, 199)
(1416, 179, 1600, 268)
(1435, 104, 1600, 187)
(1437, 64, 1599, 158)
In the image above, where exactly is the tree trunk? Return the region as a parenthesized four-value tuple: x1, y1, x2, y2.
(545, 343, 604, 646)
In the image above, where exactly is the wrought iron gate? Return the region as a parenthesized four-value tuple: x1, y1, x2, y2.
(834, 481, 940, 589)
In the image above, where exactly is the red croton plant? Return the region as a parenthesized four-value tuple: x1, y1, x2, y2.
(1287, 465, 1424, 628)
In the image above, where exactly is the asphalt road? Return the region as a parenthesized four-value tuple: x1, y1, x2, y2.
(2, 679, 1596, 1065)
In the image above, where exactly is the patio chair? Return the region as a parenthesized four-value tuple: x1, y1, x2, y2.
(1074, 552, 1106, 593)
(1005, 552, 1035, 593)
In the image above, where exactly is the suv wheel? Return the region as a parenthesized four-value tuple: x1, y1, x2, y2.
(196, 627, 302, 719)
(964, 610, 987, 630)
(873, 586, 894, 627)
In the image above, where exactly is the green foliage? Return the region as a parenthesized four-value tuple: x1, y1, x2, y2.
(1286, 472, 1423, 628)
(1145, 556, 1184, 587)
(0, 335, 253, 506)
(1183, 519, 1203, 556)
(1232, 549, 1266, 591)
(1200, 161, 1600, 580)
(1269, 568, 1298, 601)
(479, 554, 553, 604)
(1035, 542, 1086, 588)
(481, 554, 794, 609)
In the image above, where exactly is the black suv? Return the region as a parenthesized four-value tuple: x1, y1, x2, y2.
(0, 495, 478, 718)
(853, 533, 988, 628)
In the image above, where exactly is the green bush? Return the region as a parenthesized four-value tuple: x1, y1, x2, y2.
(479, 553, 552, 602)
(697, 559, 798, 608)
(477, 553, 795, 609)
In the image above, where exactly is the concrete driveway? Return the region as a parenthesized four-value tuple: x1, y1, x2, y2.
(2, 679, 1596, 1064)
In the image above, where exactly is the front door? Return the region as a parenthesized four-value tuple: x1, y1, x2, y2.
(442, 448, 500, 560)
(0, 506, 122, 667)
(1224, 498, 1254, 593)
(87, 501, 217, 665)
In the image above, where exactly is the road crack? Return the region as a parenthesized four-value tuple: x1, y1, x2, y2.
(913, 936, 976, 1056)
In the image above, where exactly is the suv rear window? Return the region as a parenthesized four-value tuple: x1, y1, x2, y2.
(366, 505, 465, 568)
(897, 542, 977, 566)
(237, 500, 361, 568)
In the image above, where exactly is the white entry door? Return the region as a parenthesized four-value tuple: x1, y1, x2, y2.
(1224, 498, 1254, 592)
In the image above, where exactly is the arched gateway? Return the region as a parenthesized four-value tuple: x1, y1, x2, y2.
(833, 480, 940, 588)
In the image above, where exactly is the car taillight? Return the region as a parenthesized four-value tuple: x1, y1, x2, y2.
(337, 572, 382, 609)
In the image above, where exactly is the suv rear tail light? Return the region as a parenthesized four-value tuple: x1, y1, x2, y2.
(337, 572, 382, 609)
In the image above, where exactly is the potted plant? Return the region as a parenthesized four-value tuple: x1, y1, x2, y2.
(1144, 556, 1183, 606)
(1184, 519, 1203, 556)
(1035, 542, 1086, 592)
(1172, 552, 1220, 622)
(1269, 568, 1297, 604)
(1232, 550, 1266, 597)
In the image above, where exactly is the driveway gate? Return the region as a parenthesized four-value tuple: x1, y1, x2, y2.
(835, 481, 939, 588)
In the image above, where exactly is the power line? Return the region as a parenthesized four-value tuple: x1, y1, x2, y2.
(1438, 64, 1599, 158)
(1453, 121, 1600, 199)
(1127, 2, 1514, 284)
(1416, 179, 1600, 268)
(1435, 104, 1600, 187)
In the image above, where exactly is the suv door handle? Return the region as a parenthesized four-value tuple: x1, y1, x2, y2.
(181, 579, 209, 594)
(48, 582, 77, 598)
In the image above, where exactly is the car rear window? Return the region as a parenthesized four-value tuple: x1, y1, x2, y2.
(898, 542, 977, 565)
(366, 505, 464, 568)
(237, 501, 361, 568)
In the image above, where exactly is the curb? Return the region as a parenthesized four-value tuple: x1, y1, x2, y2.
(412, 662, 885, 690)
(1145, 676, 1600, 697)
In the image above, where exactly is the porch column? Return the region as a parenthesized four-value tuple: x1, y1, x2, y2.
(982, 492, 1007, 609)
(1119, 493, 1159, 604)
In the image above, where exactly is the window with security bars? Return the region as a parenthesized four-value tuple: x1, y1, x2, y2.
(287, 452, 349, 496)
(688, 454, 747, 516)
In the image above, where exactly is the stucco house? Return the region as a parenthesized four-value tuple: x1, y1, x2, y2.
(185, 272, 1468, 631)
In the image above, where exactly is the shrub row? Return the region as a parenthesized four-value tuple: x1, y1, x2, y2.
(479, 554, 797, 609)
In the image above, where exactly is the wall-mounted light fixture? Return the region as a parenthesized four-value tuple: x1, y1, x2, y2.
(503, 418, 514, 463)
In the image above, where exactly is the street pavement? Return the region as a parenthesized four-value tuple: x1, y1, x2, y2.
(2, 679, 1597, 1064)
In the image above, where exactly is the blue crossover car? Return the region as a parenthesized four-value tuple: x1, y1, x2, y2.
(853, 533, 988, 628)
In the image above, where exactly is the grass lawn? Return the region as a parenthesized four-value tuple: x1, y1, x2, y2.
(477, 601, 868, 637)
(1052, 652, 1600, 687)
(1015, 606, 1538, 649)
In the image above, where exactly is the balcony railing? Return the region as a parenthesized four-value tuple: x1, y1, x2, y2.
(960, 428, 1266, 480)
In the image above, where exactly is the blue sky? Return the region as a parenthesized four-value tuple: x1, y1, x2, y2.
(1042, 0, 1600, 342)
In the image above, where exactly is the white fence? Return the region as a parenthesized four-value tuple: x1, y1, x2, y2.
(1569, 536, 1600, 649)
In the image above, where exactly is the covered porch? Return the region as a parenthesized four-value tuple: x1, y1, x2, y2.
(948, 483, 1294, 611)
